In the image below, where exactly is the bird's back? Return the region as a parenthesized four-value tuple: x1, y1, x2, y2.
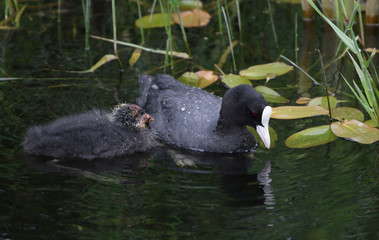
(138, 74, 242, 152)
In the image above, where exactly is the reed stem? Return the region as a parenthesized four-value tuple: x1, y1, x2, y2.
(267, 0, 278, 48)
(136, 0, 145, 43)
(221, 6, 236, 72)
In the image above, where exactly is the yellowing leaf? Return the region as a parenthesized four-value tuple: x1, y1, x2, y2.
(296, 97, 311, 104)
(217, 40, 238, 68)
(172, 9, 211, 27)
(135, 13, 173, 29)
(330, 107, 364, 122)
(271, 106, 329, 119)
(254, 86, 289, 103)
(308, 96, 337, 109)
(365, 48, 379, 53)
(331, 120, 379, 144)
(196, 71, 218, 89)
(178, 72, 199, 87)
(129, 48, 142, 68)
(239, 62, 293, 80)
(285, 125, 338, 148)
(221, 74, 251, 88)
(69, 54, 118, 73)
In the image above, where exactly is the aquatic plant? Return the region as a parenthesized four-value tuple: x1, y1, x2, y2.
(307, 0, 379, 127)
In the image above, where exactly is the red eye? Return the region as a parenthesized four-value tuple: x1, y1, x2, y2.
(252, 112, 257, 117)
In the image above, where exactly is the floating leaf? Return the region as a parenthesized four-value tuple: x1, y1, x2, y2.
(271, 106, 329, 119)
(239, 62, 293, 80)
(285, 125, 338, 148)
(330, 107, 364, 122)
(331, 120, 379, 144)
(179, 0, 203, 10)
(178, 72, 199, 87)
(221, 74, 251, 88)
(296, 97, 311, 104)
(135, 13, 173, 29)
(254, 86, 289, 103)
(129, 48, 142, 68)
(248, 126, 278, 148)
(364, 119, 378, 128)
(68, 54, 118, 73)
(172, 9, 211, 27)
(196, 71, 218, 89)
(308, 96, 337, 109)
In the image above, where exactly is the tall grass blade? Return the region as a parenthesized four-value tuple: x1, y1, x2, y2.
(111, 0, 118, 56)
(357, 0, 365, 46)
(216, 0, 223, 35)
(236, 0, 241, 33)
(221, 6, 236, 72)
(295, 12, 298, 64)
(136, 0, 145, 43)
(81, 0, 91, 50)
(223, 0, 233, 39)
(58, 0, 61, 23)
(318, 50, 332, 117)
(15, 5, 26, 28)
(267, 0, 278, 48)
(307, 0, 355, 53)
(280, 55, 320, 85)
(169, 0, 191, 56)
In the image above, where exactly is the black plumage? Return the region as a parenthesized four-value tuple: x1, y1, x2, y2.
(22, 103, 156, 159)
(137, 74, 272, 153)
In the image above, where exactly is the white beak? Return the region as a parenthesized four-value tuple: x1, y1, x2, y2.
(256, 106, 272, 149)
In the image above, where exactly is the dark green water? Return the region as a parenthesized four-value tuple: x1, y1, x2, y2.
(1, 1, 379, 239)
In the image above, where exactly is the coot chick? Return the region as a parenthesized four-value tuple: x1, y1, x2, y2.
(22, 103, 157, 160)
(136, 74, 272, 153)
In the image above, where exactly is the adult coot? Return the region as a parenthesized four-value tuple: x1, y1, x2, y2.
(136, 74, 272, 153)
(22, 103, 157, 159)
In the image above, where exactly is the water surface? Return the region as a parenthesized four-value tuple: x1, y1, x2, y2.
(1, 1, 378, 239)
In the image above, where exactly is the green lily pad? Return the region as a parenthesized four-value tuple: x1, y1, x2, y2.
(239, 62, 293, 80)
(330, 107, 364, 122)
(196, 71, 218, 89)
(135, 13, 173, 29)
(178, 72, 199, 87)
(254, 86, 289, 103)
(271, 106, 329, 119)
(285, 125, 338, 148)
(248, 126, 278, 148)
(331, 120, 379, 144)
(221, 74, 251, 88)
(308, 96, 337, 109)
